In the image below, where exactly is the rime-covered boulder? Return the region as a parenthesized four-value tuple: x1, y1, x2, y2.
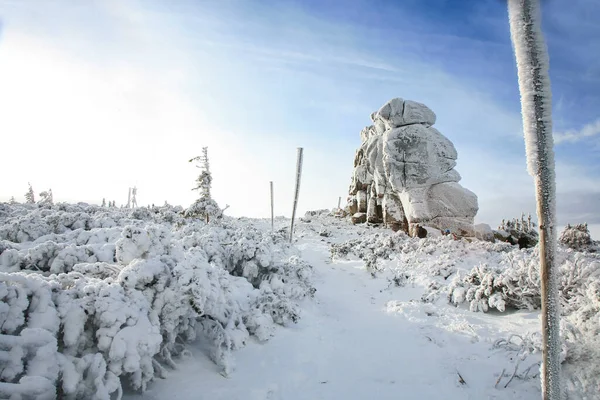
(348, 98, 478, 235)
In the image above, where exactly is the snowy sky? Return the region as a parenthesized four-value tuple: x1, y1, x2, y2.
(0, 0, 599, 235)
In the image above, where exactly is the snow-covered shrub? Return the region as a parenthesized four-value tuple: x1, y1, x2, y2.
(185, 197, 221, 220)
(447, 249, 600, 313)
(559, 223, 597, 252)
(330, 226, 599, 397)
(38, 189, 54, 206)
(447, 253, 541, 312)
(446, 248, 600, 396)
(330, 231, 410, 262)
(331, 229, 511, 283)
(0, 202, 315, 398)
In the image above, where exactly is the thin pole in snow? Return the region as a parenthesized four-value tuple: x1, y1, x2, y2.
(270, 181, 274, 232)
(290, 148, 304, 243)
(337, 196, 341, 210)
(508, 1, 561, 398)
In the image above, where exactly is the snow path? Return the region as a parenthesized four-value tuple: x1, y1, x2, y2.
(125, 234, 540, 400)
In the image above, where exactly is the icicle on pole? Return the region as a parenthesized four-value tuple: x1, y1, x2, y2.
(270, 181, 274, 232)
(507, 1, 561, 399)
(290, 148, 304, 243)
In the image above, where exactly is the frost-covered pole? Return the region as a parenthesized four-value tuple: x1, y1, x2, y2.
(289, 148, 304, 243)
(270, 181, 274, 231)
(337, 196, 341, 209)
(507, 1, 561, 398)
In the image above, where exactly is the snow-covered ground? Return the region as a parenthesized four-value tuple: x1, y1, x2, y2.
(1, 204, 598, 399)
(125, 225, 541, 400)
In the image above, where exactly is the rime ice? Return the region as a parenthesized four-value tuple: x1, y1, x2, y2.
(348, 98, 478, 236)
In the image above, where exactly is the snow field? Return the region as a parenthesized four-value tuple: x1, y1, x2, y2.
(1, 205, 598, 399)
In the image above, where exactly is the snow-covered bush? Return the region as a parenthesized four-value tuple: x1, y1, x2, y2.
(446, 248, 600, 396)
(0, 203, 315, 399)
(559, 223, 598, 252)
(330, 227, 600, 397)
(447, 251, 541, 312)
(38, 189, 54, 206)
(184, 197, 221, 220)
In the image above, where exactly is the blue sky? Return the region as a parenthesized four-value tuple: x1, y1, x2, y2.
(0, 0, 599, 234)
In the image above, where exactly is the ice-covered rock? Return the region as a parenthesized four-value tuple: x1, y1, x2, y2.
(347, 98, 478, 236)
(474, 223, 494, 242)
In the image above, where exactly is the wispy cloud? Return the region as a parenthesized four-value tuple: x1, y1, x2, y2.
(554, 119, 600, 144)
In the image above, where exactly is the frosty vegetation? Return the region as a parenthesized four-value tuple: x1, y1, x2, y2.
(0, 202, 315, 399)
(1, 180, 597, 399)
(330, 221, 600, 399)
(185, 148, 222, 222)
(559, 223, 598, 252)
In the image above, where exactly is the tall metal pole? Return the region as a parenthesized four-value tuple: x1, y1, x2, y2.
(508, 1, 561, 398)
(290, 148, 304, 243)
(270, 181, 274, 232)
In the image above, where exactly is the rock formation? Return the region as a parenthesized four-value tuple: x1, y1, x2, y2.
(347, 98, 478, 236)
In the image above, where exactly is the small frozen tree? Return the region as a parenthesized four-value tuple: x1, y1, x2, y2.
(190, 147, 212, 199)
(186, 148, 220, 222)
(9, 196, 16, 204)
(38, 189, 53, 205)
(102, 198, 106, 207)
(24, 183, 35, 204)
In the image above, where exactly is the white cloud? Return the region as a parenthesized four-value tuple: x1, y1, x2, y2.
(554, 119, 600, 144)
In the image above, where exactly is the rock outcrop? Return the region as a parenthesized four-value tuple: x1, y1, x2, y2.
(347, 98, 478, 236)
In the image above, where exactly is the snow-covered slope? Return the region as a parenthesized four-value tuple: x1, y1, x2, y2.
(1, 204, 598, 399)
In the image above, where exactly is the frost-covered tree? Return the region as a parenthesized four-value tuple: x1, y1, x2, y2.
(102, 198, 106, 207)
(24, 183, 35, 204)
(190, 147, 212, 199)
(9, 196, 16, 204)
(186, 148, 220, 222)
(38, 189, 53, 206)
(508, 0, 561, 398)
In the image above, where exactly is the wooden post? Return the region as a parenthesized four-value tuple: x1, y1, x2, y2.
(290, 148, 304, 243)
(270, 181, 274, 231)
(508, 1, 561, 398)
